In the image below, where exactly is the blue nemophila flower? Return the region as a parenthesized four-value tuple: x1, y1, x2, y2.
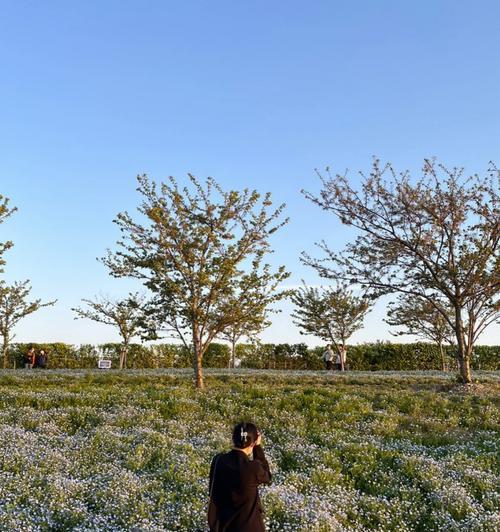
(0, 369, 498, 531)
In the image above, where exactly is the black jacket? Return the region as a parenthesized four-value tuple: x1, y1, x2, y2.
(209, 446, 271, 532)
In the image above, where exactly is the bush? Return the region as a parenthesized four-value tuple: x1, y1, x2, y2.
(473, 345, 500, 370)
(204, 343, 231, 368)
(8, 343, 82, 369)
(3, 341, 499, 371)
(240, 342, 499, 372)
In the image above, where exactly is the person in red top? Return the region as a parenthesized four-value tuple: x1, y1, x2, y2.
(209, 422, 271, 532)
(24, 346, 36, 369)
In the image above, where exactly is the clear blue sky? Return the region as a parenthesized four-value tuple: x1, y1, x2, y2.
(1, 0, 499, 346)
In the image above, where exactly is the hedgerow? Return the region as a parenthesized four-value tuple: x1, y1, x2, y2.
(5, 342, 499, 371)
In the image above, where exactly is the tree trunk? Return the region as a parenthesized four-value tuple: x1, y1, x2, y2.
(2, 334, 9, 369)
(341, 344, 347, 371)
(193, 330, 204, 389)
(231, 339, 236, 369)
(2, 344, 8, 369)
(119, 343, 128, 370)
(438, 341, 446, 372)
(454, 307, 472, 384)
(194, 351, 204, 389)
(458, 348, 472, 383)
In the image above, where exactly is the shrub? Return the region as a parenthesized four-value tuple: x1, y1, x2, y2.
(4, 341, 499, 371)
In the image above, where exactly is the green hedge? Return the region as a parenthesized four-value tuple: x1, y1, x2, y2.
(239, 342, 499, 371)
(368, 343, 499, 371)
(5, 342, 230, 370)
(3, 341, 498, 371)
(238, 343, 319, 370)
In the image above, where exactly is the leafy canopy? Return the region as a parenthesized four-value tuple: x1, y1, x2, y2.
(291, 282, 371, 349)
(386, 295, 455, 346)
(0, 281, 56, 341)
(103, 174, 290, 380)
(0, 195, 16, 273)
(72, 293, 145, 344)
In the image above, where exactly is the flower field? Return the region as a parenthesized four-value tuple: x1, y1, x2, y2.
(0, 370, 498, 531)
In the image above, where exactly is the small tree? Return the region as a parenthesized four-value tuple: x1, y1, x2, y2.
(0, 281, 56, 368)
(72, 293, 145, 369)
(303, 159, 499, 383)
(218, 270, 284, 368)
(220, 320, 269, 369)
(386, 295, 455, 371)
(291, 283, 371, 370)
(102, 174, 290, 388)
(0, 195, 16, 273)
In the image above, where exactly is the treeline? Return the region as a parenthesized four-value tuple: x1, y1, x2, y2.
(7, 342, 499, 371)
(2, 166, 499, 387)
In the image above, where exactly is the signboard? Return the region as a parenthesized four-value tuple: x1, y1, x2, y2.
(98, 359, 112, 369)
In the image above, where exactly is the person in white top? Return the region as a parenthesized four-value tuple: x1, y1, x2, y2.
(335, 348, 347, 371)
(322, 344, 334, 370)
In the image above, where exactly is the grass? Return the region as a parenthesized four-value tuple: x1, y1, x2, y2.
(0, 369, 498, 531)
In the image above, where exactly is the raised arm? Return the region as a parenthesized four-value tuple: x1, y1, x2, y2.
(252, 445, 271, 485)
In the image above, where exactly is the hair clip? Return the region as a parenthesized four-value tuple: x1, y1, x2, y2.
(241, 427, 248, 442)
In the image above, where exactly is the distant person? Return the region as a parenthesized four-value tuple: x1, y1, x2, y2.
(208, 422, 271, 532)
(35, 349, 48, 368)
(335, 349, 347, 371)
(322, 344, 334, 370)
(24, 346, 36, 369)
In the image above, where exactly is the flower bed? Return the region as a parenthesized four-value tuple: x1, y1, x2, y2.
(0, 370, 498, 531)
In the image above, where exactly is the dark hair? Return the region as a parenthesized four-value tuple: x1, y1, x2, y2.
(232, 422, 259, 449)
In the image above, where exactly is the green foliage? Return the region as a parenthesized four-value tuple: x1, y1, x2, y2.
(473, 345, 500, 371)
(72, 294, 146, 369)
(148, 343, 187, 368)
(0, 194, 16, 273)
(4, 341, 499, 371)
(203, 343, 231, 368)
(7, 342, 232, 369)
(291, 283, 371, 348)
(0, 282, 56, 367)
(386, 295, 454, 344)
(241, 342, 500, 371)
(239, 343, 313, 370)
(103, 174, 290, 388)
(235, 343, 267, 369)
(8, 343, 95, 369)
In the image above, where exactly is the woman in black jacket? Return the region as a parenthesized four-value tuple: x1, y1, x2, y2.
(208, 422, 271, 532)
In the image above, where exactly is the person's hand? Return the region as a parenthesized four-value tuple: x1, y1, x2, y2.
(255, 432, 262, 446)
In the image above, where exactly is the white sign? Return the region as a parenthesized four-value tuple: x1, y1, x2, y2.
(98, 359, 112, 369)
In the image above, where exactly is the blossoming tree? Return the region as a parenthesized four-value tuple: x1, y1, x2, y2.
(303, 159, 499, 383)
